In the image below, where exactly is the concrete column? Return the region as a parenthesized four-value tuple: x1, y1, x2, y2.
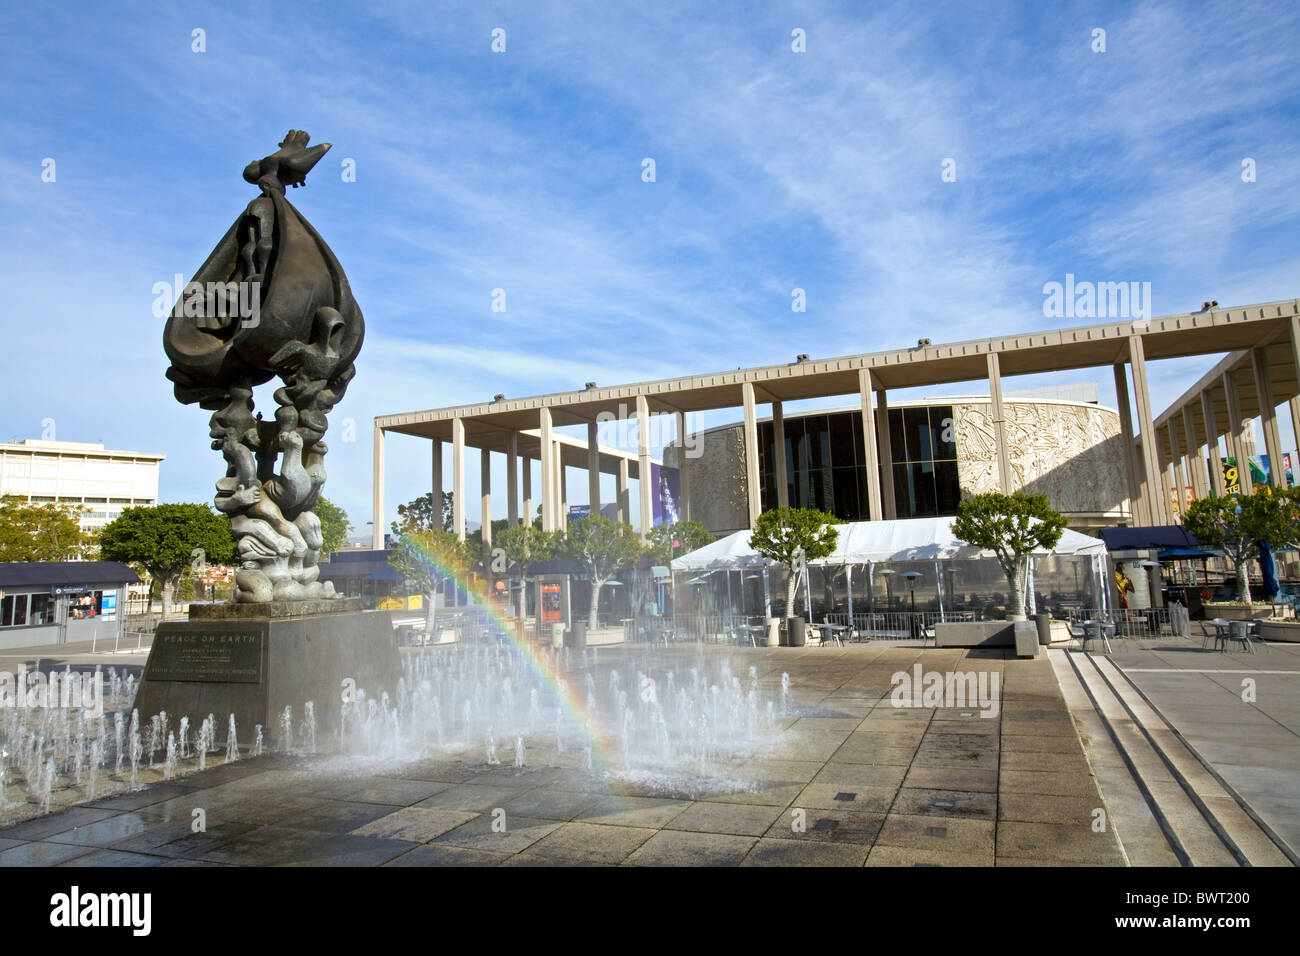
(372, 425, 385, 549)
(553, 444, 564, 528)
(1182, 407, 1208, 501)
(539, 407, 554, 531)
(1167, 425, 1188, 518)
(877, 389, 897, 519)
(618, 458, 630, 525)
(507, 432, 519, 527)
(480, 448, 492, 548)
(1290, 314, 1300, 458)
(772, 400, 789, 509)
(676, 410, 692, 522)
(1162, 434, 1178, 521)
(587, 420, 601, 518)
(987, 352, 1014, 494)
(637, 395, 653, 540)
(452, 417, 466, 541)
(522, 455, 533, 528)
(1290, 395, 1300, 465)
(1201, 389, 1226, 497)
(858, 369, 883, 521)
(1223, 371, 1253, 495)
(1114, 364, 1148, 525)
(1129, 335, 1170, 524)
(741, 383, 761, 528)
(431, 440, 444, 532)
(1252, 347, 1285, 487)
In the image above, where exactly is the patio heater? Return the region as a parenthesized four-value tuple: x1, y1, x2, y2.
(902, 570, 923, 639)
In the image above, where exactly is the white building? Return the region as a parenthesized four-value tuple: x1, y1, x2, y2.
(0, 439, 164, 534)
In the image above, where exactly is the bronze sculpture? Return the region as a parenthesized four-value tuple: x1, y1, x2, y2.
(164, 131, 363, 603)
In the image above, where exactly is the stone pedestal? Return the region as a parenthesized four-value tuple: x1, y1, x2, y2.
(133, 609, 399, 751)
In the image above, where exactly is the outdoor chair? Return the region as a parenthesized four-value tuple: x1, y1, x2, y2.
(1224, 620, 1254, 654)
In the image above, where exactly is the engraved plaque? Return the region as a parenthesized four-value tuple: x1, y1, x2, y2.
(144, 629, 264, 683)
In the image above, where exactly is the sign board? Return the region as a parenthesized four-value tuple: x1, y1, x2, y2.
(534, 574, 570, 628)
(568, 505, 590, 523)
(143, 629, 264, 683)
(100, 592, 117, 619)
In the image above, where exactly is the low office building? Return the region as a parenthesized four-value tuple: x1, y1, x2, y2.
(0, 439, 164, 536)
(0, 561, 139, 650)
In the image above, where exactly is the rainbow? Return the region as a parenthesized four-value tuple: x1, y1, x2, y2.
(389, 529, 616, 773)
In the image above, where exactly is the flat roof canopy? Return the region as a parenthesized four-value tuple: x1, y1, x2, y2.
(378, 299, 1300, 446)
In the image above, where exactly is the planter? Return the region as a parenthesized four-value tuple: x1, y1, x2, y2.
(765, 617, 781, 647)
(1203, 604, 1280, 622)
(1258, 620, 1300, 643)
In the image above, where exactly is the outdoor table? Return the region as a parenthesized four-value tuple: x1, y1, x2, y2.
(1083, 619, 1113, 654)
(820, 623, 849, 646)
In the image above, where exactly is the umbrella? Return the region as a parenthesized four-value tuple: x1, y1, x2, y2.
(1258, 541, 1279, 599)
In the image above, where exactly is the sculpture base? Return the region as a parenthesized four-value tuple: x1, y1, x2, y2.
(189, 597, 362, 620)
(133, 609, 399, 751)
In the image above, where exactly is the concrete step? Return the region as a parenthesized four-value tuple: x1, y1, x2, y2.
(1091, 655, 1293, 868)
(1047, 648, 1176, 865)
(1065, 650, 1239, 866)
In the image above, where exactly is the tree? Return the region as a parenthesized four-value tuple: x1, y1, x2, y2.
(387, 524, 475, 624)
(562, 514, 645, 629)
(0, 496, 92, 561)
(98, 504, 235, 619)
(314, 497, 352, 558)
(396, 492, 454, 533)
(1183, 486, 1300, 606)
(494, 524, 561, 621)
(748, 507, 841, 619)
(952, 492, 1066, 620)
(645, 520, 714, 565)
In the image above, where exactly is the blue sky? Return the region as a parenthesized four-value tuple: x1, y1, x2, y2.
(1, 0, 1297, 534)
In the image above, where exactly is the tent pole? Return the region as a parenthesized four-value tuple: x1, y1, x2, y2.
(936, 560, 944, 623)
(846, 565, 854, 628)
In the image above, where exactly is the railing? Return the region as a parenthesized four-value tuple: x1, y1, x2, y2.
(1059, 606, 1175, 637)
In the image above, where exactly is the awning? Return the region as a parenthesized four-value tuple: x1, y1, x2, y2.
(671, 516, 1106, 571)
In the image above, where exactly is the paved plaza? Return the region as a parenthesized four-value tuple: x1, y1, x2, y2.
(0, 643, 1131, 867)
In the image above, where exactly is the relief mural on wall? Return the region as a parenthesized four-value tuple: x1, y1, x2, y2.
(666, 426, 749, 535)
(954, 401, 1130, 518)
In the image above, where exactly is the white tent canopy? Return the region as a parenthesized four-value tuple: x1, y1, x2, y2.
(671, 516, 1106, 571)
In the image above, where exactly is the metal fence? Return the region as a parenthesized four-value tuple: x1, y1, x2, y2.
(1059, 606, 1178, 637)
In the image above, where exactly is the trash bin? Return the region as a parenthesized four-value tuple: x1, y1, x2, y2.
(1035, 612, 1052, 646)
(551, 623, 565, 648)
(789, 616, 806, 647)
(566, 621, 587, 649)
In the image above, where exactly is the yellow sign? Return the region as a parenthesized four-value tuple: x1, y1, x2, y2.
(408, 594, 423, 610)
(377, 597, 405, 611)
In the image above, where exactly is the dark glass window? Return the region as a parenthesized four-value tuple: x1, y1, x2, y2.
(758, 422, 774, 472)
(893, 463, 910, 516)
(833, 466, 861, 519)
(932, 405, 957, 460)
(904, 407, 930, 462)
(888, 409, 906, 463)
(910, 462, 938, 517)
(935, 460, 961, 513)
(829, 413, 856, 468)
